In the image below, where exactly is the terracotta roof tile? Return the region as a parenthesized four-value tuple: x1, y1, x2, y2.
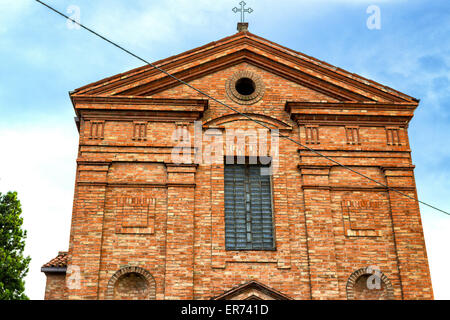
(41, 251, 68, 270)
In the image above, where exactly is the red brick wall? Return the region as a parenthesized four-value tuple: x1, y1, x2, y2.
(62, 61, 433, 300)
(44, 273, 67, 300)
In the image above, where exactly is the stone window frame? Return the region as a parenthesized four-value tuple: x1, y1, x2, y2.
(105, 266, 156, 300)
(226, 70, 265, 105)
(346, 267, 394, 300)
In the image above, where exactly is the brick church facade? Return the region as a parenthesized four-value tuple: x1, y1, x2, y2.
(42, 24, 433, 300)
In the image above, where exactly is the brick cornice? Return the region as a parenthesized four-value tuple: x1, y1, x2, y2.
(298, 164, 415, 170)
(71, 96, 208, 119)
(71, 95, 209, 107)
(286, 101, 418, 111)
(286, 101, 417, 125)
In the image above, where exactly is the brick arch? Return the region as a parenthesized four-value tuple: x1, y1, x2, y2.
(346, 267, 394, 300)
(226, 70, 265, 105)
(203, 113, 293, 131)
(105, 266, 156, 300)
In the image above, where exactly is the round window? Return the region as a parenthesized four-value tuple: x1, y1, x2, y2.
(226, 71, 265, 105)
(235, 77, 256, 96)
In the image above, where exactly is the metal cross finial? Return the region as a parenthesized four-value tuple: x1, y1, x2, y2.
(233, 1, 253, 23)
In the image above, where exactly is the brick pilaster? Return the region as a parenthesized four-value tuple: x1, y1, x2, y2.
(300, 165, 340, 299)
(67, 163, 109, 299)
(164, 164, 197, 299)
(384, 168, 434, 299)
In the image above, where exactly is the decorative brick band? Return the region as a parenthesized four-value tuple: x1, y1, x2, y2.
(226, 70, 265, 105)
(105, 266, 156, 300)
(346, 267, 394, 300)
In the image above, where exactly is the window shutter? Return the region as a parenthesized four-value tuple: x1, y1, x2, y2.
(224, 164, 275, 250)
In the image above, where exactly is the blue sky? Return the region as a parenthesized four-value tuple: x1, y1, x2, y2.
(0, 0, 449, 299)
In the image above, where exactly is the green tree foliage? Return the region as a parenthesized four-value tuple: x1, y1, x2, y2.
(0, 191, 31, 300)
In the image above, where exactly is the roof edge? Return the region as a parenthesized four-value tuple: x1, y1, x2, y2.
(41, 267, 67, 274)
(71, 31, 419, 103)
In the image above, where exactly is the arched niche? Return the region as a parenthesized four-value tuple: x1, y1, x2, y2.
(346, 267, 394, 300)
(105, 266, 156, 300)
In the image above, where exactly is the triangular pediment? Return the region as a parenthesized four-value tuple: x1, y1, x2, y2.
(213, 281, 292, 300)
(71, 31, 417, 104)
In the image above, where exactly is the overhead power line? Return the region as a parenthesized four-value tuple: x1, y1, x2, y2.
(34, 0, 450, 216)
